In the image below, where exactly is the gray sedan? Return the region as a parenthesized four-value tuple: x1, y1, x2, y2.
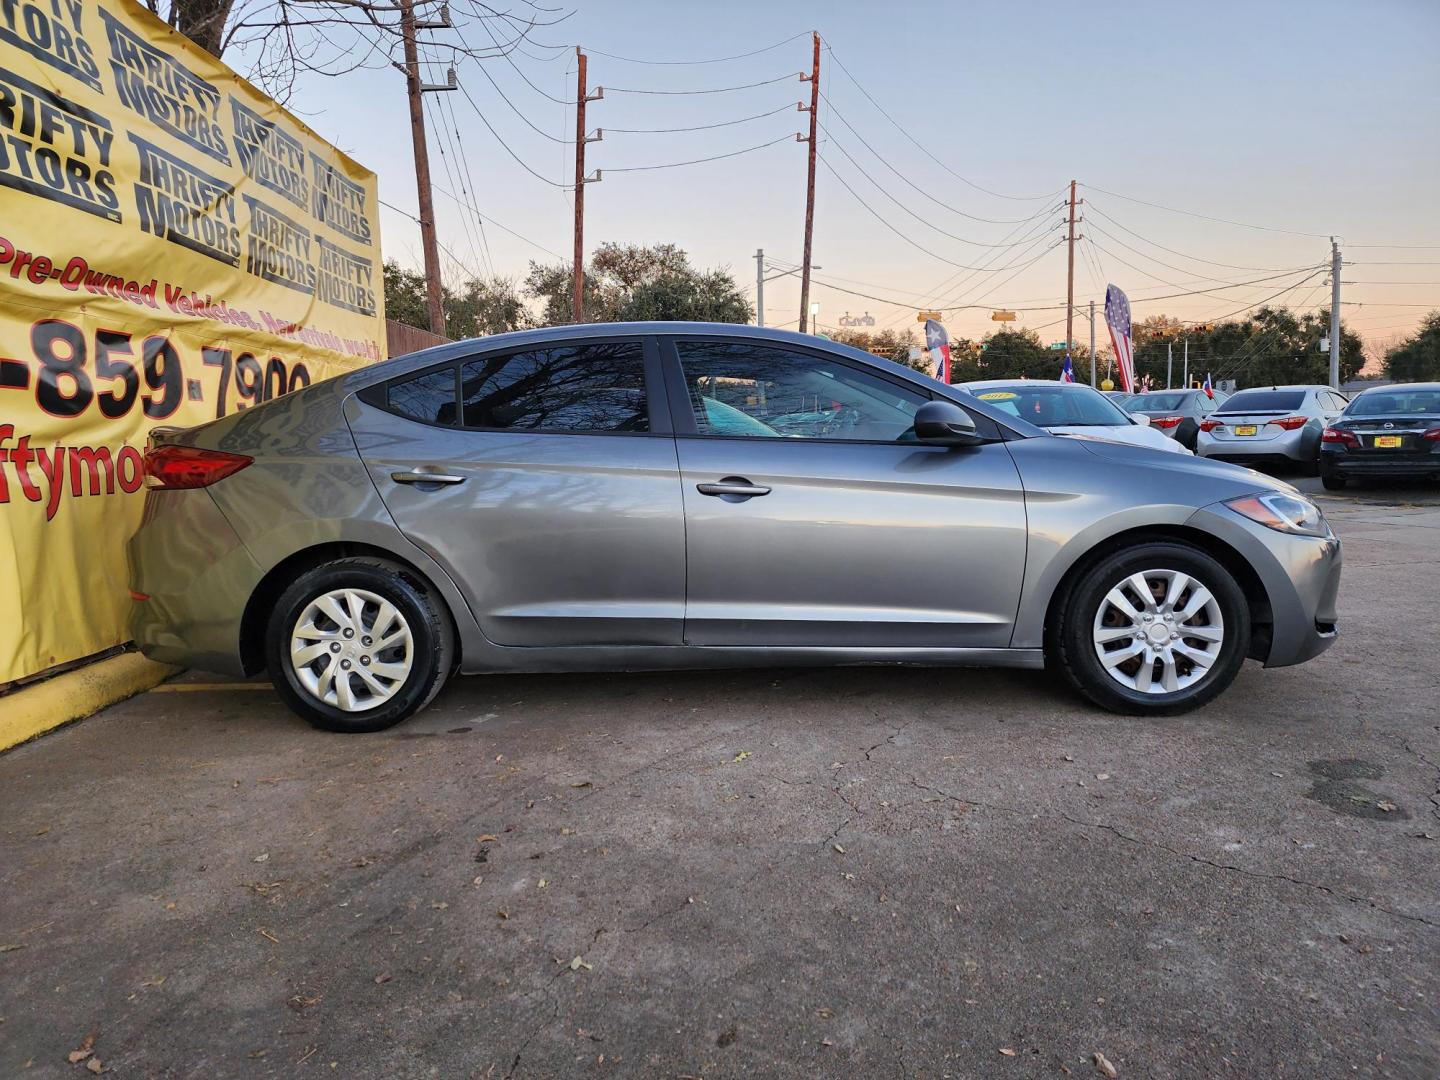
(129, 324, 1342, 732)
(1196, 385, 1347, 470)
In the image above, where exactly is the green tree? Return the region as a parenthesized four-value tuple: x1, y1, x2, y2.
(1127, 306, 1364, 390)
(1383, 311, 1440, 381)
(382, 259, 532, 340)
(828, 327, 920, 368)
(524, 243, 752, 326)
(977, 328, 1054, 379)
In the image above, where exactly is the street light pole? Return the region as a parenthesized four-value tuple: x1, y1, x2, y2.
(1089, 299, 1096, 387)
(1329, 237, 1342, 389)
(755, 248, 764, 327)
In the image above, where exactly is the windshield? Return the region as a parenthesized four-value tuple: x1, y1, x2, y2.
(971, 385, 1131, 427)
(1220, 390, 1305, 412)
(1348, 388, 1440, 416)
(1130, 392, 1191, 411)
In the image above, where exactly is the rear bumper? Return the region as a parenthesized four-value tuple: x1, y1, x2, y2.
(127, 489, 262, 675)
(1186, 503, 1341, 668)
(1198, 426, 1317, 464)
(1320, 450, 1440, 479)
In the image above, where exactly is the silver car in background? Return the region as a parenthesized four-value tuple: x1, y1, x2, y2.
(1197, 385, 1348, 471)
(129, 324, 1341, 732)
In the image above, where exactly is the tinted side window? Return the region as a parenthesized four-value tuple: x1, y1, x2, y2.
(675, 341, 927, 442)
(458, 342, 648, 433)
(388, 367, 458, 425)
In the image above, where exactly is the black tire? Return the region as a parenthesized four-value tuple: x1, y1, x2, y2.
(1321, 472, 1347, 491)
(265, 557, 454, 733)
(1049, 542, 1250, 716)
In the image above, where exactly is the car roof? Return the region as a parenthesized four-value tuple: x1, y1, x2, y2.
(1355, 382, 1440, 393)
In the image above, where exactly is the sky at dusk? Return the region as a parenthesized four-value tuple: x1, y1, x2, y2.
(264, 0, 1440, 353)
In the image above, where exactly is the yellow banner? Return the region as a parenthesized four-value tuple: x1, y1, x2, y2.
(0, 0, 385, 683)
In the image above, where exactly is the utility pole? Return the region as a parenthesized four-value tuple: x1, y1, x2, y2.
(797, 32, 820, 333)
(1087, 300, 1097, 387)
(1065, 179, 1078, 355)
(571, 49, 603, 323)
(1329, 237, 1342, 389)
(399, 0, 453, 337)
(1183, 338, 1189, 388)
(1167, 342, 1173, 389)
(754, 248, 765, 327)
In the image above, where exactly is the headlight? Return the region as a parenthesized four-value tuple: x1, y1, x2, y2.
(1225, 492, 1329, 537)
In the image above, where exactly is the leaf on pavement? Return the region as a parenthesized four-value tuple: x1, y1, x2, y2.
(67, 1031, 96, 1063)
(374, 972, 392, 985)
(999, 1047, 1017, 1056)
(1094, 1051, 1118, 1077)
(730, 751, 751, 763)
(569, 956, 592, 972)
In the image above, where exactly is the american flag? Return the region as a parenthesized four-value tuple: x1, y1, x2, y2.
(1203, 372, 1214, 399)
(1059, 353, 1076, 383)
(924, 319, 951, 384)
(1104, 284, 1135, 393)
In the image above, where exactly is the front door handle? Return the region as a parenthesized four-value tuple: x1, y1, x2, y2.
(697, 477, 771, 498)
(391, 469, 466, 486)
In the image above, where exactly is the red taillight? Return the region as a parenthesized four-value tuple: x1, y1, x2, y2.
(143, 445, 253, 489)
(1150, 415, 1185, 429)
(1268, 415, 1310, 431)
(1199, 419, 1222, 432)
(1423, 427, 1440, 443)
(1321, 427, 1360, 449)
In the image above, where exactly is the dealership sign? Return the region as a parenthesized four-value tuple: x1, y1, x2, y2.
(0, 0, 385, 684)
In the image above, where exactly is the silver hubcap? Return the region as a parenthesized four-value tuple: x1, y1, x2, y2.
(289, 588, 413, 712)
(1092, 569, 1224, 695)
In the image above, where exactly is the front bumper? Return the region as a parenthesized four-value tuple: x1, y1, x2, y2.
(1186, 502, 1342, 668)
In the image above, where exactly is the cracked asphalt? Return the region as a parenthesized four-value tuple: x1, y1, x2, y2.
(3, 478, 1438, 1078)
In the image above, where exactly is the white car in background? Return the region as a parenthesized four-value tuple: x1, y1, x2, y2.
(957, 380, 1193, 455)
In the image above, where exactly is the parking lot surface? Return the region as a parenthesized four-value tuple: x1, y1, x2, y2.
(3, 479, 1438, 1078)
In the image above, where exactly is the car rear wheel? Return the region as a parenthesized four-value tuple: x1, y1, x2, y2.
(265, 557, 453, 732)
(1321, 473, 1347, 491)
(1050, 542, 1249, 715)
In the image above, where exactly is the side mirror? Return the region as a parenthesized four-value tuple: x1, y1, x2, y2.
(1132, 412, 1151, 426)
(914, 400, 984, 446)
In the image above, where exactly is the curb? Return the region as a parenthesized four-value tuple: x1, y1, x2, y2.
(0, 652, 181, 753)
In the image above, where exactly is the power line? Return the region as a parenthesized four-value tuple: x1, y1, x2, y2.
(478, 17, 577, 104)
(1079, 183, 1330, 239)
(605, 102, 799, 134)
(818, 91, 1042, 225)
(580, 31, 812, 65)
(603, 133, 798, 172)
(603, 72, 801, 95)
(398, 188, 565, 260)
(820, 122, 1063, 248)
(822, 39, 1060, 202)
(818, 153, 1063, 272)
(456, 79, 570, 187)
(1084, 202, 1316, 272)
(468, 55, 574, 143)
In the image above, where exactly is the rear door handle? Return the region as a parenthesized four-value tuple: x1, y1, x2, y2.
(697, 477, 771, 498)
(391, 469, 466, 486)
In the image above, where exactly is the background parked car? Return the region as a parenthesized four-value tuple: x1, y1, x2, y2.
(1197, 385, 1347, 472)
(959, 380, 1192, 455)
(1319, 382, 1440, 490)
(1125, 388, 1230, 451)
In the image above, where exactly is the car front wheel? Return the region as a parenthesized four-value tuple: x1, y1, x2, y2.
(265, 557, 454, 732)
(1051, 542, 1250, 715)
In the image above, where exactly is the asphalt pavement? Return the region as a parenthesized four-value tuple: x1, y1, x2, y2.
(2, 478, 1438, 1079)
